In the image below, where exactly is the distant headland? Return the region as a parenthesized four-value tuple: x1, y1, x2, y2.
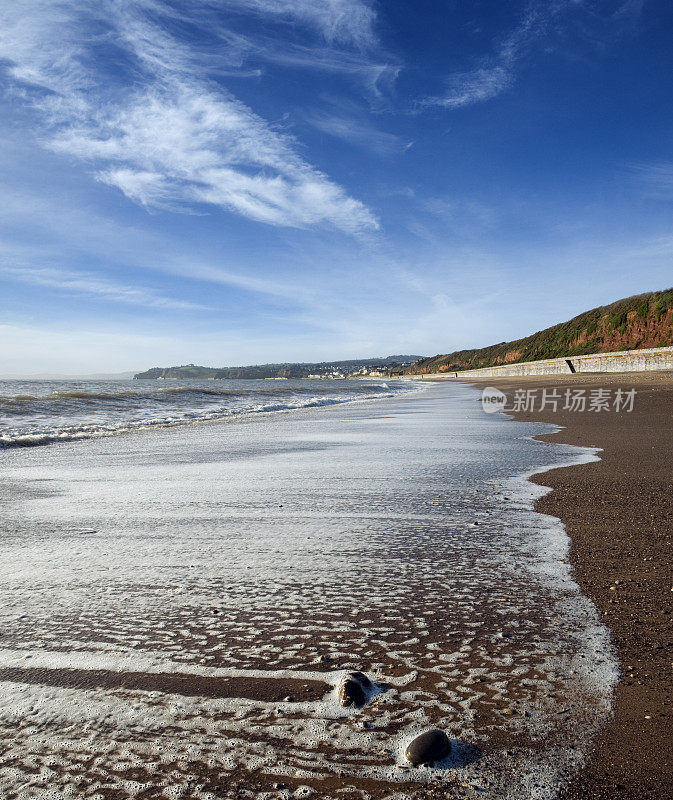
(134, 356, 423, 380)
(135, 290, 673, 381)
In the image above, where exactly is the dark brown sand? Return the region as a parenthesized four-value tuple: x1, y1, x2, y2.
(464, 372, 673, 799)
(0, 666, 328, 702)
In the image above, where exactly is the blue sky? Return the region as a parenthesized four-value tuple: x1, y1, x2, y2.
(1, 0, 672, 374)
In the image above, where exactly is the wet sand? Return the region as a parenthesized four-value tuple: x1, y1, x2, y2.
(464, 372, 673, 799)
(0, 383, 617, 799)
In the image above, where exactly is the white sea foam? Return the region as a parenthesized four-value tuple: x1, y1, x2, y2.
(0, 383, 617, 799)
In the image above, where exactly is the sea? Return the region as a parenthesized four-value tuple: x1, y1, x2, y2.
(0, 379, 617, 799)
(0, 378, 414, 448)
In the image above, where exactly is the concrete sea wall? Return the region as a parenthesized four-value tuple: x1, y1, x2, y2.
(414, 345, 673, 379)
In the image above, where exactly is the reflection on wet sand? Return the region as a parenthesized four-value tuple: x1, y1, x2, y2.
(0, 384, 616, 799)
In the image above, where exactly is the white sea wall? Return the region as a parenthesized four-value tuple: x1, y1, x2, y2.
(414, 345, 673, 378)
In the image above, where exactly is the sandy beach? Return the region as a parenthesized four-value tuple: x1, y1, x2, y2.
(3, 2, 671, 797)
(0, 381, 619, 799)
(463, 373, 673, 799)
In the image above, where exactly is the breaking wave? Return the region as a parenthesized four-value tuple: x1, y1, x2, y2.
(0, 378, 418, 449)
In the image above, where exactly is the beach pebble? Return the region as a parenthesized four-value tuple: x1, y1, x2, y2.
(348, 671, 372, 688)
(405, 729, 451, 765)
(337, 672, 371, 707)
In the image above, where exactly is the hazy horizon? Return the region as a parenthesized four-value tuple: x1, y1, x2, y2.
(2, 1, 672, 374)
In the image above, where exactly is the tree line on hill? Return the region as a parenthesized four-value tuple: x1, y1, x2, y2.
(405, 289, 673, 375)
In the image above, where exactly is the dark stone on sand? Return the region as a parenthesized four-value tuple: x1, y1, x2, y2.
(337, 672, 372, 707)
(348, 671, 372, 688)
(338, 677, 366, 707)
(405, 729, 451, 766)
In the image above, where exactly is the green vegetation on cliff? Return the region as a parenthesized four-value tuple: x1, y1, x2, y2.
(406, 289, 673, 375)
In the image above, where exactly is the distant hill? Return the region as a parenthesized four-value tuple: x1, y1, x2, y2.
(405, 289, 673, 375)
(134, 356, 423, 380)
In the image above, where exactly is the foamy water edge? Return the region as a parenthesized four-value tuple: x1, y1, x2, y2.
(0, 384, 619, 799)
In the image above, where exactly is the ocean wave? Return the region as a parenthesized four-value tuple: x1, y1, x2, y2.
(0, 394, 37, 404)
(50, 390, 138, 399)
(0, 385, 415, 449)
(0, 382, 398, 409)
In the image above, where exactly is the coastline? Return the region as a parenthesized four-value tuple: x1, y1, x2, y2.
(1, 381, 620, 799)
(461, 372, 673, 799)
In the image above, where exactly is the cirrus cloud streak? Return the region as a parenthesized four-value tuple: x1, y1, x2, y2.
(0, 0, 379, 234)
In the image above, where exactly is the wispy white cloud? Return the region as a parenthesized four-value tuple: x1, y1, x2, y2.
(124, 2, 395, 96)
(232, 35, 398, 100)
(0, 188, 317, 304)
(217, 0, 377, 48)
(423, 196, 498, 231)
(0, 264, 212, 311)
(0, 1, 379, 234)
(425, 0, 647, 111)
(305, 111, 410, 156)
(47, 82, 379, 231)
(432, 64, 513, 110)
(632, 162, 673, 198)
(178, 261, 316, 302)
(613, 0, 646, 24)
(425, 4, 557, 110)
